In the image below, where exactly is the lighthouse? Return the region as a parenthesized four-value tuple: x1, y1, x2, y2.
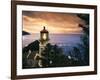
(38, 26, 49, 67)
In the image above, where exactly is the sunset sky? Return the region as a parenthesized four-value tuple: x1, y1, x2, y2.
(22, 11, 85, 34)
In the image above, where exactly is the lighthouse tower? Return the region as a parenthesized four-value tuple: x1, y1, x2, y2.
(38, 26, 49, 67)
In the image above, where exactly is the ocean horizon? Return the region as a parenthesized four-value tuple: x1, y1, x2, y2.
(23, 33, 82, 48)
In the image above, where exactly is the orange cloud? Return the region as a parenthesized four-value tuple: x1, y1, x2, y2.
(22, 11, 85, 34)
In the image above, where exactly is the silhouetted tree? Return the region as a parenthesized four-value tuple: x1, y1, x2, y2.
(77, 14, 89, 65)
(44, 44, 69, 67)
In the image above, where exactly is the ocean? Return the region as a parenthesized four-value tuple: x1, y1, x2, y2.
(23, 34, 82, 47)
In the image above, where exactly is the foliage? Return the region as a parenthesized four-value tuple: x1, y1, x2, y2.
(77, 14, 89, 65)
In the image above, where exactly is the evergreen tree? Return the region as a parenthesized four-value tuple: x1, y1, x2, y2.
(77, 14, 89, 65)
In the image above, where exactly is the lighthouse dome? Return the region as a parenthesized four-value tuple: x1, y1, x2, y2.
(40, 26, 48, 33)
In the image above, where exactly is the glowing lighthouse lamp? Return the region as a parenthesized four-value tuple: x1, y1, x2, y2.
(40, 26, 49, 41)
